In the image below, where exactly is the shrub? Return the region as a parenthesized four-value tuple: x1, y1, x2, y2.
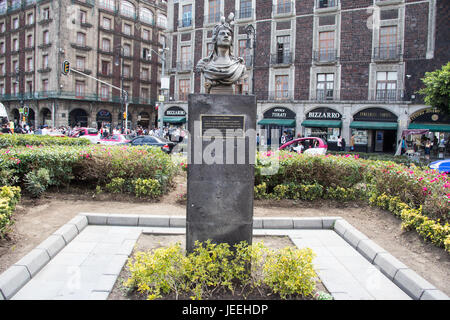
(0, 134, 90, 148)
(105, 177, 126, 193)
(24, 168, 51, 198)
(124, 240, 318, 300)
(133, 178, 162, 198)
(0, 186, 21, 239)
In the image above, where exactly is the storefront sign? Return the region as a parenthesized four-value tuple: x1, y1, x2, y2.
(353, 108, 397, 122)
(165, 106, 186, 117)
(410, 107, 450, 123)
(263, 106, 296, 119)
(96, 110, 112, 122)
(306, 107, 341, 120)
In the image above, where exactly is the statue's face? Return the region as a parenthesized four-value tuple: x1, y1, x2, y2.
(216, 28, 232, 47)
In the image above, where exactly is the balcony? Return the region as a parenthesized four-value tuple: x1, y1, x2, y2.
(313, 49, 338, 64)
(268, 90, 294, 101)
(178, 17, 192, 28)
(176, 61, 193, 73)
(273, 1, 294, 16)
(316, 0, 338, 9)
(270, 52, 293, 66)
(373, 45, 402, 62)
(71, 43, 92, 51)
(373, 89, 404, 102)
(315, 89, 334, 101)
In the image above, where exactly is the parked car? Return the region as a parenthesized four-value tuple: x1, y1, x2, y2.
(279, 137, 328, 156)
(97, 134, 134, 145)
(429, 159, 450, 173)
(69, 127, 100, 143)
(123, 135, 176, 154)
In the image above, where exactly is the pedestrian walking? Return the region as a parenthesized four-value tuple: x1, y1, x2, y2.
(337, 136, 342, 151)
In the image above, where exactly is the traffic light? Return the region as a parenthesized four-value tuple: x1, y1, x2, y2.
(123, 112, 127, 120)
(62, 60, 70, 75)
(22, 116, 26, 122)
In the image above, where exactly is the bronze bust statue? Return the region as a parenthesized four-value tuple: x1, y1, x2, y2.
(196, 13, 247, 94)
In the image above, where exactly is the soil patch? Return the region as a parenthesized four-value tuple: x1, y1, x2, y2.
(0, 175, 449, 297)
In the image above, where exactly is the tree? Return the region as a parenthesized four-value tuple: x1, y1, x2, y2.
(418, 62, 450, 115)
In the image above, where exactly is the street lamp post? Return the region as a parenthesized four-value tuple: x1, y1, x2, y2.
(114, 45, 127, 133)
(149, 44, 169, 137)
(15, 67, 25, 127)
(245, 24, 256, 95)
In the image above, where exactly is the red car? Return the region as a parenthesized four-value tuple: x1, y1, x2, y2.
(97, 134, 134, 145)
(69, 127, 100, 143)
(279, 137, 328, 155)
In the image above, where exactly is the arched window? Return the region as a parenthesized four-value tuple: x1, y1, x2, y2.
(121, 1, 135, 18)
(157, 14, 167, 29)
(140, 8, 154, 25)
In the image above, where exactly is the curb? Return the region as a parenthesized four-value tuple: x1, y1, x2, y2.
(0, 213, 448, 300)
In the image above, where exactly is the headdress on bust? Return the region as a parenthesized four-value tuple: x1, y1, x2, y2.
(211, 13, 235, 44)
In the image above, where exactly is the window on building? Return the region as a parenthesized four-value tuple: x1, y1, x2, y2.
(42, 54, 48, 69)
(120, 1, 135, 18)
(75, 80, 85, 97)
(102, 38, 111, 52)
(12, 60, 18, 72)
(180, 45, 191, 68)
(276, 35, 290, 63)
(239, 0, 252, 19)
(12, 82, 18, 95)
(76, 56, 85, 70)
(13, 17, 19, 29)
(0, 41, 4, 53)
(101, 60, 109, 75)
(178, 79, 190, 101)
(27, 57, 33, 72)
(208, 0, 220, 24)
(102, 17, 111, 29)
(0, 83, 4, 95)
(27, 13, 33, 25)
(43, 7, 50, 20)
(0, 22, 4, 33)
(376, 71, 397, 101)
(99, 0, 115, 11)
(141, 87, 149, 99)
(43, 30, 50, 44)
(182, 4, 192, 27)
(42, 79, 48, 93)
(275, 75, 289, 100)
(0, 63, 3, 75)
(276, 0, 292, 14)
(316, 73, 334, 100)
(123, 23, 132, 35)
(140, 8, 154, 25)
(142, 68, 149, 80)
(236, 77, 249, 94)
(157, 14, 167, 28)
(79, 10, 87, 24)
(142, 29, 150, 41)
(142, 48, 150, 60)
(101, 84, 109, 99)
(123, 43, 131, 57)
(318, 0, 337, 9)
(12, 38, 18, 51)
(159, 34, 166, 47)
(27, 34, 33, 47)
(379, 26, 397, 59)
(318, 31, 335, 61)
(77, 32, 86, 46)
(123, 64, 130, 77)
(27, 80, 32, 93)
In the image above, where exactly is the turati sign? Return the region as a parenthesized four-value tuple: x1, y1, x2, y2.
(164, 106, 186, 117)
(306, 107, 341, 120)
(263, 106, 296, 119)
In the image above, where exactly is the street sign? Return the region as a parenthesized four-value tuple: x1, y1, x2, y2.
(19, 108, 24, 114)
(62, 60, 70, 75)
(158, 95, 165, 102)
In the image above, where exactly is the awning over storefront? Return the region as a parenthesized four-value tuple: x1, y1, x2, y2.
(408, 123, 450, 132)
(350, 121, 398, 130)
(301, 120, 342, 128)
(163, 117, 186, 123)
(257, 119, 296, 127)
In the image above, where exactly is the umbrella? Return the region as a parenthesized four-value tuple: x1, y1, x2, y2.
(429, 159, 450, 173)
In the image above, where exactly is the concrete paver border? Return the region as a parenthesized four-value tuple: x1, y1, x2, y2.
(0, 214, 448, 300)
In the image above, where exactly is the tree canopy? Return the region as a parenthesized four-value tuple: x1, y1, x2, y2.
(419, 62, 450, 115)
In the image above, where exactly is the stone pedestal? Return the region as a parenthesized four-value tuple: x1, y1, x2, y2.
(186, 94, 257, 253)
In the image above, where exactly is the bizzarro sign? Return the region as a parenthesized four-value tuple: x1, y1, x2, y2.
(263, 106, 296, 119)
(165, 106, 186, 116)
(306, 107, 341, 120)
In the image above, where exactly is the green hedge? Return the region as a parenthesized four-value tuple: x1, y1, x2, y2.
(0, 134, 91, 148)
(0, 186, 21, 239)
(0, 145, 177, 199)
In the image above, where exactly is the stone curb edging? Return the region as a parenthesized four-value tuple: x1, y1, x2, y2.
(0, 213, 448, 300)
(0, 215, 88, 300)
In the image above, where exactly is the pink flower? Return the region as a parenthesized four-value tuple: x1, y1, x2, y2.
(423, 187, 428, 192)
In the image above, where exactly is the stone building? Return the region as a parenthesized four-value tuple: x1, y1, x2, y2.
(164, 0, 449, 152)
(0, 0, 167, 130)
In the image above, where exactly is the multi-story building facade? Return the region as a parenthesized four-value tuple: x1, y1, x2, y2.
(0, 0, 167, 130)
(165, 0, 449, 153)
